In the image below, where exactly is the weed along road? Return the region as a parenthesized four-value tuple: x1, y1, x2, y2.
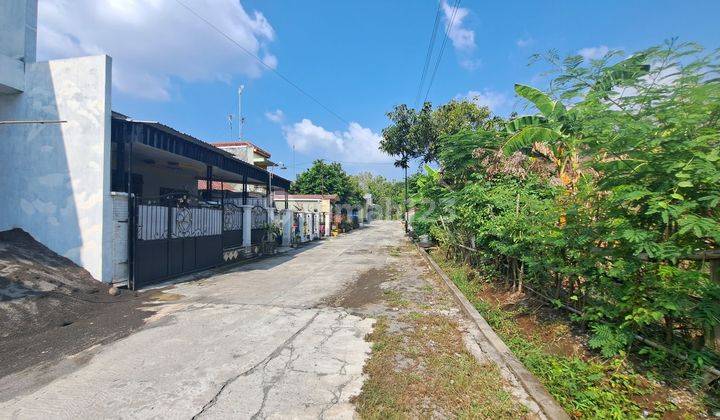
(0, 221, 547, 418)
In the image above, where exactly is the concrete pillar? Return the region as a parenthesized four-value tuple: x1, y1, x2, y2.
(281, 210, 292, 247)
(266, 206, 274, 225)
(324, 212, 331, 237)
(241, 205, 252, 247)
(298, 213, 306, 243)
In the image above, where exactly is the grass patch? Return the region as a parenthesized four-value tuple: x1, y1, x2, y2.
(432, 252, 705, 419)
(355, 315, 527, 419)
(383, 290, 411, 308)
(388, 246, 402, 257)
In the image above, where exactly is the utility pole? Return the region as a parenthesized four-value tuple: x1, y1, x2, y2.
(404, 165, 408, 233)
(238, 85, 245, 140)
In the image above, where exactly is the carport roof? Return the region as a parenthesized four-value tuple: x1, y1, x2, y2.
(111, 112, 291, 190)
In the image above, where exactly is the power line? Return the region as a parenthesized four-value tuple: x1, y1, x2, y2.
(174, 0, 350, 126)
(414, 1, 443, 108)
(422, 0, 461, 104)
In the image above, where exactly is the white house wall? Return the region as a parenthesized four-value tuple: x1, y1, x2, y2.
(0, 55, 113, 281)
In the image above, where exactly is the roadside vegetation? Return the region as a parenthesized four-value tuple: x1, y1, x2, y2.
(353, 249, 529, 419)
(434, 252, 707, 418)
(356, 314, 526, 419)
(380, 40, 720, 417)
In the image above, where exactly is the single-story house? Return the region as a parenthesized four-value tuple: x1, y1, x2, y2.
(0, 1, 293, 289)
(274, 194, 338, 240)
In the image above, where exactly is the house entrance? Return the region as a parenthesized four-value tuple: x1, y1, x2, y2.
(130, 193, 223, 289)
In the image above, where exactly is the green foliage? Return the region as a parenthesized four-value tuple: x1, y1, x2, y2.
(352, 172, 404, 219)
(438, 256, 659, 418)
(588, 324, 632, 358)
(291, 159, 362, 204)
(410, 41, 720, 371)
(381, 99, 495, 165)
(502, 126, 561, 155)
(380, 104, 420, 169)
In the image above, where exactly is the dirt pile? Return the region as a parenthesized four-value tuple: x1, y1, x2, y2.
(0, 229, 110, 337)
(0, 229, 154, 378)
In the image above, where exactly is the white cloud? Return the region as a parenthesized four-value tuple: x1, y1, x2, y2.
(578, 45, 610, 61)
(283, 119, 392, 164)
(37, 0, 277, 101)
(459, 58, 482, 71)
(461, 89, 510, 113)
(265, 109, 285, 123)
(441, 0, 475, 51)
(516, 37, 534, 48)
(440, 0, 479, 71)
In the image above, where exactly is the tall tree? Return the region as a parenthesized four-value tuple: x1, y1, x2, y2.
(380, 104, 421, 231)
(426, 98, 492, 163)
(291, 160, 362, 204)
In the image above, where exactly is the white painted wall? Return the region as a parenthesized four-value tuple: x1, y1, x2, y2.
(0, 55, 113, 281)
(0, 0, 36, 93)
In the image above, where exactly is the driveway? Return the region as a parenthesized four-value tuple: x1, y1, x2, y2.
(0, 222, 405, 419)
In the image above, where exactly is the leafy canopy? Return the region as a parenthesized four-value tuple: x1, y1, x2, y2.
(291, 159, 363, 205)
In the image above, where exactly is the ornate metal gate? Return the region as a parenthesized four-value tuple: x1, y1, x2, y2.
(250, 205, 268, 245)
(130, 194, 223, 289)
(222, 202, 243, 249)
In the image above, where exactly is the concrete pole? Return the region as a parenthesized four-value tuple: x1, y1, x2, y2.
(298, 213, 306, 243)
(281, 210, 292, 247)
(324, 212, 331, 237)
(241, 205, 252, 248)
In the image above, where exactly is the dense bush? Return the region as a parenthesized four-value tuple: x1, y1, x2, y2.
(410, 41, 720, 366)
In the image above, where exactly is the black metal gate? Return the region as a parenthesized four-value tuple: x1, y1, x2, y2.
(130, 194, 223, 289)
(250, 205, 268, 245)
(222, 202, 244, 249)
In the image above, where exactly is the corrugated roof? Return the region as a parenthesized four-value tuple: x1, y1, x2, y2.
(111, 112, 291, 190)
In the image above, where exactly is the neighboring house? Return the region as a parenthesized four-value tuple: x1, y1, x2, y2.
(274, 194, 338, 239)
(201, 141, 282, 197)
(213, 141, 276, 170)
(0, 1, 292, 289)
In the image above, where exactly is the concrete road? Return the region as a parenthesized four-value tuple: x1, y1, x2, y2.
(0, 222, 405, 419)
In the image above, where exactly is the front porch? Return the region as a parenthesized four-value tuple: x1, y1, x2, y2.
(109, 113, 293, 289)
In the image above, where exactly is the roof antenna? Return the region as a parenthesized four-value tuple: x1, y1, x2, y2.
(238, 85, 245, 141)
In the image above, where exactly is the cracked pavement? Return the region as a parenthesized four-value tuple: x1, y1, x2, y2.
(0, 222, 402, 419)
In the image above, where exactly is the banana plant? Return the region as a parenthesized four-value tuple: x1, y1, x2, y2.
(502, 83, 582, 191)
(503, 55, 650, 191)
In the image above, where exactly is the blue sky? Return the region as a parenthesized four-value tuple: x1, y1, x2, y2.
(38, 0, 720, 181)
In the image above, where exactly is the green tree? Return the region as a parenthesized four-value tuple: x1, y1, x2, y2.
(381, 104, 421, 231)
(352, 172, 404, 219)
(426, 99, 493, 163)
(291, 160, 362, 205)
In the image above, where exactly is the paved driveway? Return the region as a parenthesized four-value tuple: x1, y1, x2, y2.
(0, 222, 405, 419)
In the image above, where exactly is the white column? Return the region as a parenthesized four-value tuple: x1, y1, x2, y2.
(266, 206, 274, 225)
(242, 205, 252, 247)
(298, 213, 306, 242)
(324, 212, 331, 237)
(281, 210, 292, 247)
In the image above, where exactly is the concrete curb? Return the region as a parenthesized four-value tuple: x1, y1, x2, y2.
(415, 244, 570, 420)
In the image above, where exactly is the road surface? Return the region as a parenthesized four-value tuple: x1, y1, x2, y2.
(0, 222, 405, 418)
